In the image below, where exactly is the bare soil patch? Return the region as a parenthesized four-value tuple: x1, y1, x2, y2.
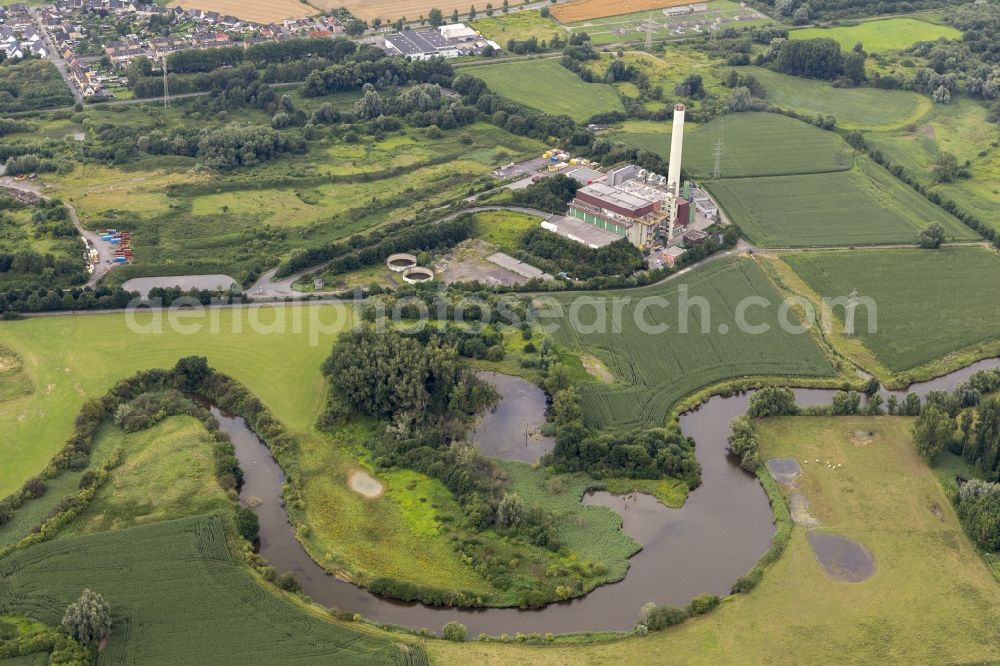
(316, 0, 472, 22)
(166, 0, 313, 23)
(581, 353, 614, 383)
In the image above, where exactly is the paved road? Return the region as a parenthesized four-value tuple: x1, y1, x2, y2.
(31, 7, 83, 105)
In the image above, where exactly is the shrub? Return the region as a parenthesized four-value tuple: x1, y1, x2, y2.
(442, 621, 467, 642)
(643, 604, 688, 631)
(235, 505, 260, 543)
(61, 589, 112, 644)
(687, 593, 721, 616)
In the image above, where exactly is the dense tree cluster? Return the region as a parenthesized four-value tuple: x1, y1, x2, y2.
(956, 480, 1000, 551)
(516, 228, 645, 280)
(304, 54, 453, 97)
(774, 38, 845, 80)
(509, 174, 580, 214)
(167, 37, 361, 74)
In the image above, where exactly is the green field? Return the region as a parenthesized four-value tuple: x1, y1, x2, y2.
(611, 112, 854, 178)
(707, 158, 975, 247)
(430, 417, 1000, 664)
(471, 209, 542, 252)
(782, 247, 1000, 373)
(542, 257, 837, 429)
(65, 417, 232, 536)
(465, 59, 625, 122)
(471, 12, 565, 44)
(790, 18, 961, 52)
(0, 516, 423, 665)
(743, 66, 932, 130)
(864, 98, 1000, 232)
(0, 305, 352, 498)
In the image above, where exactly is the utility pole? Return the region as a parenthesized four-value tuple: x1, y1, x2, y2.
(162, 59, 170, 110)
(645, 12, 653, 50)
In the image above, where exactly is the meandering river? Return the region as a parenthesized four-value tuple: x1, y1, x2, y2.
(215, 357, 1000, 636)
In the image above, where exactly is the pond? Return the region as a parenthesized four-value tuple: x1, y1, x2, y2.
(471, 371, 554, 463)
(218, 361, 996, 636)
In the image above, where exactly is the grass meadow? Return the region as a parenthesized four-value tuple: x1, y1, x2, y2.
(789, 17, 961, 52)
(429, 417, 1000, 664)
(0, 515, 423, 665)
(864, 98, 1000, 232)
(471, 12, 566, 44)
(471, 210, 542, 253)
(743, 66, 932, 130)
(706, 158, 975, 247)
(542, 257, 837, 429)
(782, 247, 1000, 374)
(610, 112, 854, 178)
(465, 59, 625, 122)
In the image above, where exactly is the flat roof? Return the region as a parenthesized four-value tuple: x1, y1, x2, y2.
(579, 182, 655, 210)
(544, 215, 620, 248)
(564, 166, 606, 185)
(385, 29, 450, 55)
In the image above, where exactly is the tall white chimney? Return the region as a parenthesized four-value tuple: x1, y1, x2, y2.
(667, 103, 685, 197)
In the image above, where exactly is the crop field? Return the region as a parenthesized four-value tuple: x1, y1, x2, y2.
(432, 417, 1000, 664)
(465, 59, 625, 123)
(164, 0, 313, 23)
(864, 99, 1000, 232)
(0, 516, 423, 665)
(707, 158, 975, 247)
(611, 112, 854, 178)
(541, 257, 836, 429)
(313, 0, 470, 22)
(782, 247, 1000, 373)
(789, 18, 960, 52)
(742, 66, 932, 131)
(471, 12, 565, 45)
(0, 304, 353, 497)
(552, 0, 695, 23)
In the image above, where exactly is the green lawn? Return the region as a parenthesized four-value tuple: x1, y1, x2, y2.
(610, 112, 854, 178)
(743, 66, 932, 130)
(782, 247, 1000, 373)
(541, 257, 837, 429)
(430, 417, 1000, 664)
(465, 59, 625, 122)
(0, 516, 424, 665)
(707, 158, 975, 247)
(789, 18, 961, 52)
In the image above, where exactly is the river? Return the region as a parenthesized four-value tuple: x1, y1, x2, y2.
(215, 357, 1000, 636)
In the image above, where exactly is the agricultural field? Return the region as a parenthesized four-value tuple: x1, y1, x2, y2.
(864, 98, 1000, 232)
(706, 158, 976, 247)
(552, 0, 694, 23)
(0, 516, 423, 664)
(789, 17, 961, 53)
(782, 247, 1000, 373)
(471, 12, 566, 45)
(465, 59, 625, 123)
(741, 66, 932, 130)
(431, 417, 1000, 664)
(542, 257, 837, 429)
(164, 0, 314, 23)
(315, 0, 470, 22)
(610, 112, 854, 178)
(0, 60, 74, 113)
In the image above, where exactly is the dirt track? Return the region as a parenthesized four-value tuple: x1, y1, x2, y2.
(552, 0, 693, 23)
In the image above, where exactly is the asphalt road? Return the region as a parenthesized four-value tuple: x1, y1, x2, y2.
(31, 7, 83, 105)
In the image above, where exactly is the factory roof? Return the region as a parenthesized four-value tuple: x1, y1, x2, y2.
(564, 166, 606, 185)
(385, 29, 449, 56)
(579, 182, 656, 210)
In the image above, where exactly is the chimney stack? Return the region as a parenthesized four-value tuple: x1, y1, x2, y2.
(667, 103, 685, 197)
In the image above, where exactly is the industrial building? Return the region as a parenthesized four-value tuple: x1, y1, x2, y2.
(382, 23, 498, 60)
(565, 105, 695, 249)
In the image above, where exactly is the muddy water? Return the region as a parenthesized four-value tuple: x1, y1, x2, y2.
(216, 361, 997, 636)
(471, 371, 555, 463)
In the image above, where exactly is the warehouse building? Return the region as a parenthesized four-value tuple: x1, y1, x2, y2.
(382, 23, 497, 60)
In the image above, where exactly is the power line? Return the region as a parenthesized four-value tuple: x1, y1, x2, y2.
(712, 117, 724, 179)
(645, 12, 653, 50)
(162, 59, 170, 109)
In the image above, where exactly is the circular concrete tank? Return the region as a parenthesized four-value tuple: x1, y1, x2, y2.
(402, 266, 434, 284)
(386, 253, 418, 272)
